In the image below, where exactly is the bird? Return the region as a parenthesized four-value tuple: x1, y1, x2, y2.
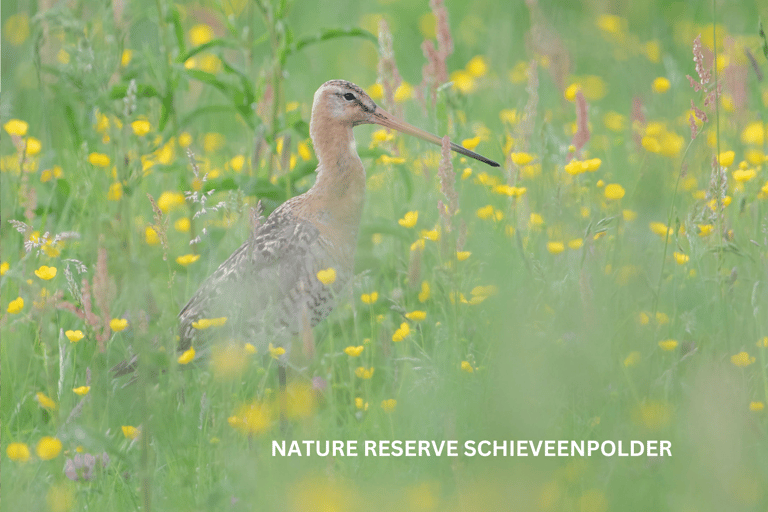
(115, 80, 499, 388)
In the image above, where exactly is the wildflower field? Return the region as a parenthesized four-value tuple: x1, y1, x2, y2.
(3, 0, 768, 510)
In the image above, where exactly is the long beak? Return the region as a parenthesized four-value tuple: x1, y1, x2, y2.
(369, 108, 500, 168)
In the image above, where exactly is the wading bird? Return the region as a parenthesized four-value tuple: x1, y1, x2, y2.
(115, 80, 498, 387)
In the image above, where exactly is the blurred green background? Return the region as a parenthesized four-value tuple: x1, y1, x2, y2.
(2, 0, 768, 511)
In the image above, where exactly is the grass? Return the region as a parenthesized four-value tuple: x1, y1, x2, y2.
(2, 0, 768, 510)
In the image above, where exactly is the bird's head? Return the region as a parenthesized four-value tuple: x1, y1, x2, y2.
(311, 80, 499, 167)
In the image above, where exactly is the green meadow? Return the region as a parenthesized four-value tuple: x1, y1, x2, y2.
(2, 0, 768, 510)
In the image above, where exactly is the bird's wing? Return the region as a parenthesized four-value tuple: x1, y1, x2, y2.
(177, 203, 321, 351)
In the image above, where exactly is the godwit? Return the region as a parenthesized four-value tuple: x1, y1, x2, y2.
(116, 80, 498, 386)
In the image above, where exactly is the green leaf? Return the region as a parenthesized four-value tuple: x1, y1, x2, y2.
(760, 19, 768, 59)
(170, 6, 186, 57)
(63, 104, 82, 148)
(285, 27, 377, 57)
(183, 69, 254, 129)
(178, 39, 240, 64)
(108, 83, 161, 100)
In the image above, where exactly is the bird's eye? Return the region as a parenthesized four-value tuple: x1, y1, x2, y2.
(343, 92, 356, 101)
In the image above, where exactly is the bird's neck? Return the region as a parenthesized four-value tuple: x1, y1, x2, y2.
(308, 120, 366, 231)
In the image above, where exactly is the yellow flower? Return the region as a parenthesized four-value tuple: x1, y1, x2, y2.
(7, 296, 24, 314)
(394, 82, 412, 102)
(456, 251, 471, 261)
(733, 169, 756, 182)
(596, 14, 624, 35)
(749, 401, 765, 412)
(450, 70, 476, 94)
(176, 254, 201, 266)
(0, 261, 9, 275)
(297, 141, 313, 160)
(355, 397, 368, 410)
(635, 400, 672, 430)
(462, 136, 480, 150)
(4, 13, 30, 46)
(564, 83, 581, 102)
(529, 213, 544, 227)
(652, 77, 670, 93)
(191, 317, 227, 329)
(36, 391, 57, 410)
(741, 122, 764, 145)
(110, 318, 129, 332)
(656, 312, 669, 325)
(658, 339, 678, 351)
(65, 330, 84, 343)
(461, 361, 474, 373)
(405, 311, 426, 321)
(6, 442, 31, 462)
(178, 132, 193, 147)
(121, 49, 133, 67)
(178, 347, 195, 364)
(510, 152, 534, 165)
(568, 238, 583, 250)
(355, 367, 374, 379)
(731, 351, 755, 367)
(73, 386, 90, 396)
(622, 209, 637, 222)
(361, 292, 378, 304)
(392, 322, 411, 342)
(603, 111, 626, 132)
(421, 228, 441, 240)
(344, 345, 364, 357)
(466, 55, 488, 77)
(131, 119, 151, 136)
(476, 205, 495, 219)
(623, 351, 641, 367)
(157, 191, 185, 212)
(697, 224, 714, 237)
(34, 265, 57, 280)
(121, 425, 141, 439)
(649, 222, 672, 237)
(107, 182, 123, 201)
(36, 437, 63, 460)
(604, 183, 625, 200)
(379, 154, 406, 165)
(547, 241, 565, 255)
(398, 211, 418, 228)
(145, 226, 160, 245)
(757, 337, 768, 348)
(269, 343, 286, 359)
(641, 136, 661, 153)
(228, 154, 245, 172)
(228, 401, 271, 435)
(25, 137, 41, 155)
(245, 343, 257, 354)
(3, 119, 28, 137)
(673, 252, 689, 264)
(88, 152, 111, 167)
(493, 184, 527, 197)
(381, 399, 397, 412)
(317, 268, 336, 285)
(718, 150, 735, 167)
(645, 40, 661, 62)
(189, 24, 214, 46)
(418, 281, 430, 302)
(174, 218, 190, 232)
